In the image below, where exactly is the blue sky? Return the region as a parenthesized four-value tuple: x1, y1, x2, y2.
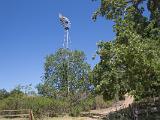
(0, 0, 115, 91)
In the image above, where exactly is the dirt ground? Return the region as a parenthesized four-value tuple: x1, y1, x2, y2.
(46, 116, 98, 120)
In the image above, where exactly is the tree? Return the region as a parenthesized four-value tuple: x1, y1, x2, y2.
(0, 89, 9, 100)
(37, 48, 91, 98)
(9, 86, 24, 97)
(92, 0, 160, 100)
(92, 0, 160, 23)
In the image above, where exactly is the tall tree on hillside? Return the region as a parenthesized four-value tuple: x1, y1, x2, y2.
(92, 0, 160, 100)
(37, 48, 91, 98)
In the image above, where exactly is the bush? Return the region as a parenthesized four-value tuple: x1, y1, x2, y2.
(79, 97, 95, 111)
(0, 95, 23, 110)
(105, 108, 131, 120)
(21, 96, 53, 118)
(69, 106, 82, 117)
(0, 93, 113, 118)
(94, 95, 112, 109)
(0, 89, 9, 100)
(0, 95, 69, 118)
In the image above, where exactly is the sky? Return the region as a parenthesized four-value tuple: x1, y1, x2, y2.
(0, 0, 115, 91)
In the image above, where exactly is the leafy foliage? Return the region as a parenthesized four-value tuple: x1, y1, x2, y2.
(0, 90, 98, 118)
(92, 0, 160, 100)
(37, 48, 92, 98)
(0, 89, 9, 100)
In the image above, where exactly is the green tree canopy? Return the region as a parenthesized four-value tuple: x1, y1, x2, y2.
(37, 48, 91, 98)
(92, 0, 160, 100)
(0, 89, 9, 100)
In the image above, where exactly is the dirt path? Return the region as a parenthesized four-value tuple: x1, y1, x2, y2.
(81, 94, 134, 120)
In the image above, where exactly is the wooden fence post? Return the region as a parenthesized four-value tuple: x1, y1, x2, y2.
(29, 109, 34, 120)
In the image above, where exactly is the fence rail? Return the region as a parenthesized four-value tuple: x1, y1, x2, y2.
(0, 109, 34, 120)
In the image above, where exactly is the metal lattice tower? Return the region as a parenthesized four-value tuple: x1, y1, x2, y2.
(59, 13, 71, 49)
(59, 13, 71, 94)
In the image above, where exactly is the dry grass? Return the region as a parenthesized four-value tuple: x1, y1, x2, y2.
(44, 116, 95, 120)
(0, 116, 95, 120)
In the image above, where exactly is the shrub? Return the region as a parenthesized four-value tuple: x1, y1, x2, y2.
(0, 93, 113, 118)
(0, 95, 69, 118)
(78, 97, 95, 111)
(94, 95, 112, 109)
(69, 106, 82, 117)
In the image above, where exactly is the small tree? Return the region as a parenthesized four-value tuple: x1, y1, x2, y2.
(37, 48, 91, 98)
(0, 89, 9, 100)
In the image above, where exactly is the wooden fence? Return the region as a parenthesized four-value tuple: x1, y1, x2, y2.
(0, 109, 34, 120)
